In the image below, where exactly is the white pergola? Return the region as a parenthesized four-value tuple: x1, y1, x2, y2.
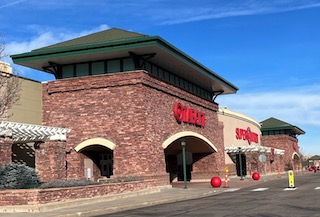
(225, 145, 285, 155)
(0, 121, 71, 144)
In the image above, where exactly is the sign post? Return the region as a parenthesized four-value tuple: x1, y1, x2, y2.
(288, 170, 295, 188)
(259, 154, 267, 180)
(238, 147, 244, 180)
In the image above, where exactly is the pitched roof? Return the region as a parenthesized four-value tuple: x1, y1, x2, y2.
(11, 28, 238, 95)
(34, 28, 148, 51)
(309, 155, 320, 160)
(260, 117, 305, 135)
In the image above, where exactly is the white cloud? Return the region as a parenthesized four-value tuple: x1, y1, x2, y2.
(0, 0, 25, 9)
(6, 24, 110, 55)
(153, 0, 320, 25)
(217, 84, 320, 127)
(3, 24, 110, 76)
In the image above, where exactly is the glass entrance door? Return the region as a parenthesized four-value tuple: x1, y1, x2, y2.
(100, 153, 113, 178)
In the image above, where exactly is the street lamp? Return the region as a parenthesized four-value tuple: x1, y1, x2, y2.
(238, 147, 244, 180)
(181, 140, 187, 189)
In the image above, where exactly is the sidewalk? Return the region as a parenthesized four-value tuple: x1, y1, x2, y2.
(2, 173, 290, 217)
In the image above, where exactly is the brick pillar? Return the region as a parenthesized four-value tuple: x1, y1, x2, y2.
(0, 137, 13, 166)
(35, 141, 67, 182)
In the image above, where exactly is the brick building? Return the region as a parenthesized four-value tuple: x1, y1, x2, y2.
(11, 28, 238, 184)
(260, 117, 305, 171)
(9, 28, 305, 185)
(218, 107, 285, 177)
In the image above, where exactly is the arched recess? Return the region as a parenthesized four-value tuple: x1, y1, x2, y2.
(162, 131, 218, 152)
(291, 152, 300, 160)
(75, 138, 116, 152)
(162, 131, 217, 183)
(74, 138, 116, 179)
(292, 152, 301, 170)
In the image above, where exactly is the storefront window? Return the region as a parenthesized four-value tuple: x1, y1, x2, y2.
(123, 58, 134, 71)
(107, 59, 120, 73)
(76, 63, 89, 77)
(92, 61, 105, 75)
(62, 65, 74, 78)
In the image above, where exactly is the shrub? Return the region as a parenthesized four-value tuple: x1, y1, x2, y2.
(0, 163, 40, 189)
(40, 180, 99, 189)
(98, 176, 143, 183)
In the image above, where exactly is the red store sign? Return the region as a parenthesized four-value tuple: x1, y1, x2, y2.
(235, 127, 258, 144)
(173, 102, 205, 127)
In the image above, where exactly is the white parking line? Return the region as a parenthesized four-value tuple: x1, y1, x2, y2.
(284, 187, 297, 191)
(252, 188, 269, 192)
(315, 187, 320, 190)
(224, 188, 240, 192)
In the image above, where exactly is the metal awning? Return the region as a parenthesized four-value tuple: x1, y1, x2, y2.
(225, 145, 284, 155)
(0, 121, 71, 143)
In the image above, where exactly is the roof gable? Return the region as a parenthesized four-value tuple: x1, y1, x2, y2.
(34, 28, 148, 51)
(11, 28, 238, 95)
(260, 117, 305, 135)
(309, 155, 320, 160)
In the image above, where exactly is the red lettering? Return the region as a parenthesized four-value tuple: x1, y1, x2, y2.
(173, 103, 183, 123)
(173, 102, 205, 127)
(235, 127, 259, 144)
(236, 128, 240, 139)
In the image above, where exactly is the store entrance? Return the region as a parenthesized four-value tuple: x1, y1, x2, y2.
(177, 151, 192, 181)
(81, 145, 114, 179)
(163, 133, 218, 183)
(100, 153, 113, 177)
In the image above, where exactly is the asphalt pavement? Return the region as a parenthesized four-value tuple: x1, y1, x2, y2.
(1, 172, 303, 217)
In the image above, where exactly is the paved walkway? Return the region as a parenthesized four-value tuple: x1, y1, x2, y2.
(2, 173, 296, 217)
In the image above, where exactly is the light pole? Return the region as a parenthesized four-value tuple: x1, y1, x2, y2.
(238, 147, 244, 180)
(181, 140, 187, 189)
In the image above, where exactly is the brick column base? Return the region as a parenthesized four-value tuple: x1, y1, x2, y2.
(0, 137, 13, 167)
(35, 141, 67, 182)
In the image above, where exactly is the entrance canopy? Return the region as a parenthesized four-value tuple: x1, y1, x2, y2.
(225, 145, 284, 155)
(0, 121, 71, 143)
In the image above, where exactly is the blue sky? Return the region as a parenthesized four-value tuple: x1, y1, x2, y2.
(1, 0, 320, 156)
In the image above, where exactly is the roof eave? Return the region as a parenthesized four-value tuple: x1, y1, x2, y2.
(11, 36, 238, 94)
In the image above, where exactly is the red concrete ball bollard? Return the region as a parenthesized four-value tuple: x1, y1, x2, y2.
(210, 177, 222, 188)
(309, 167, 313, 172)
(252, 172, 260, 181)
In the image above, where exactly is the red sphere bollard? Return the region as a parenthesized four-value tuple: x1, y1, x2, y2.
(309, 167, 313, 172)
(252, 172, 260, 181)
(210, 177, 222, 188)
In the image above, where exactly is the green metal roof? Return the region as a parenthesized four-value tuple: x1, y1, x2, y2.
(260, 117, 305, 135)
(309, 155, 320, 160)
(11, 28, 238, 95)
(34, 28, 148, 51)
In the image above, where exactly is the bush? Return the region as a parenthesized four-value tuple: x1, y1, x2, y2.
(98, 176, 143, 184)
(40, 180, 99, 189)
(0, 163, 40, 189)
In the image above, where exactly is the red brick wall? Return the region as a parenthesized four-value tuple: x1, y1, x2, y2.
(42, 71, 224, 183)
(0, 137, 12, 167)
(35, 141, 67, 182)
(261, 134, 301, 171)
(0, 180, 159, 206)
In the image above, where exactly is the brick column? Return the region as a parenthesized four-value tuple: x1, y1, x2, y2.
(35, 141, 67, 182)
(0, 137, 13, 166)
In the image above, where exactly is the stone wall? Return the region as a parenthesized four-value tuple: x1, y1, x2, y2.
(41, 71, 223, 183)
(0, 179, 159, 206)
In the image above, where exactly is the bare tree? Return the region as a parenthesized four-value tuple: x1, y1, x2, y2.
(0, 35, 21, 119)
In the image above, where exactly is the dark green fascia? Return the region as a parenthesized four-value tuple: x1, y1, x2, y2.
(11, 36, 158, 62)
(154, 38, 238, 93)
(261, 126, 305, 135)
(11, 35, 238, 93)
